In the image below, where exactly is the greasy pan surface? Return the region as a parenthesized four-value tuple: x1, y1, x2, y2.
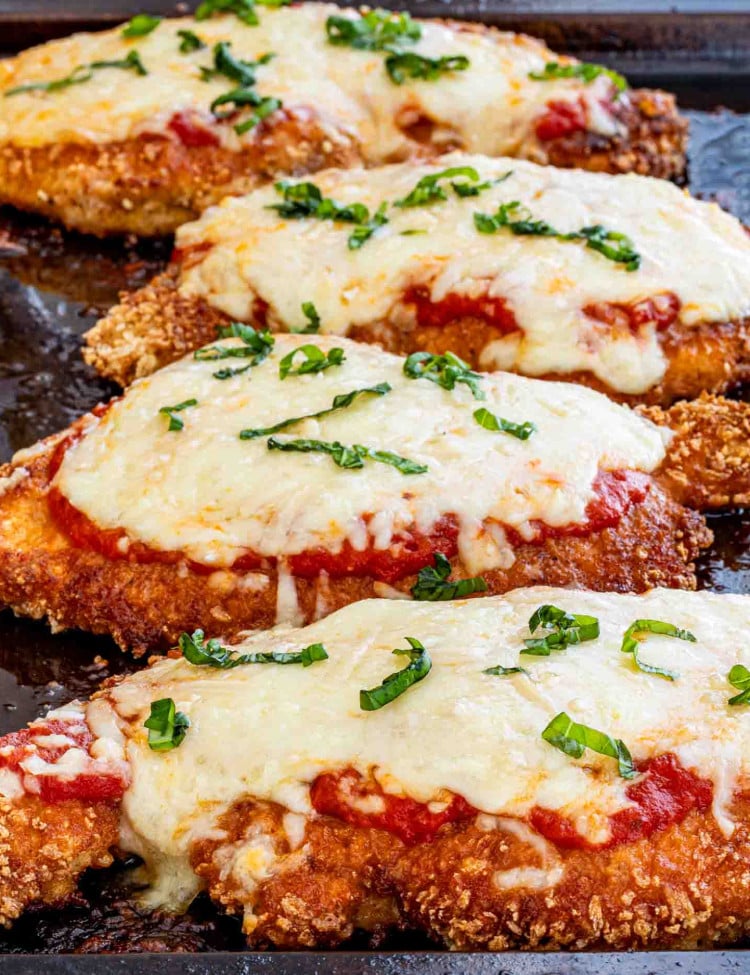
(0, 16, 748, 963)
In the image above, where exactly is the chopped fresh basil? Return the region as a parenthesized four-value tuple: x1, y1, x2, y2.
(474, 200, 641, 271)
(727, 664, 750, 706)
(269, 182, 387, 248)
(158, 398, 198, 432)
(267, 437, 427, 474)
(195, 322, 274, 373)
(278, 344, 346, 379)
(394, 166, 487, 208)
(178, 29, 206, 53)
(348, 202, 389, 250)
(234, 96, 281, 133)
(385, 52, 469, 85)
(326, 9, 421, 51)
(195, 0, 288, 26)
(5, 50, 147, 96)
(240, 383, 389, 439)
(411, 552, 487, 601)
(522, 604, 599, 656)
(403, 350, 484, 401)
(541, 711, 635, 779)
(122, 14, 161, 37)
(620, 618, 696, 681)
(529, 60, 627, 94)
(145, 698, 190, 751)
(202, 43, 280, 131)
(180, 629, 328, 668)
(360, 637, 431, 711)
(483, 664, 527, 677)
(212, 363, 253, 380)
(473, 407, 536, 441)
(400, 229, 428, 236)
(292, 301, 321, 334)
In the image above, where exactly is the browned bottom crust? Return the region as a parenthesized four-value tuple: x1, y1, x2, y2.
(0, 431, 709, 654)
(85, 274, 750, 408)
(0, 87, 685, 237)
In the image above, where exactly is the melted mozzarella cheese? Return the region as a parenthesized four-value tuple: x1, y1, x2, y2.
(176, 155, 750, 395)
(86, 587, 750, 904)
(0, 5, 618, 157)
(53, 335, 668, 572)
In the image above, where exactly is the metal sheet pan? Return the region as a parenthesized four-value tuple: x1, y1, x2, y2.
(0, 3, 749, 967)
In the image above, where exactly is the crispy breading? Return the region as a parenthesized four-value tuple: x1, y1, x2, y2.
(0, 423, 709, 654)
(0, 794, 117, 926)
(85, 274, 750, 406)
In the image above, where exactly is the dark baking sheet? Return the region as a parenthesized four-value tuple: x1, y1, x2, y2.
(0, 5, 749, 967)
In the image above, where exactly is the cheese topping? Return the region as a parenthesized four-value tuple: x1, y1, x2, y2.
(0, 5, 619, 156)
(175, 155, 750, 395)
(53, 335, 668, 572)
(85, 587, 750, 901)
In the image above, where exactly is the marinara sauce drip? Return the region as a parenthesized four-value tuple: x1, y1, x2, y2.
(310, 768, 476, 845)
(0, 717, 128, 804)
(168, 111, 220, 148)
(404, 286, 519, 335)
(535, 98, 588, 142)
(530, 753, 714, 850)
(584, 293, 681, 334)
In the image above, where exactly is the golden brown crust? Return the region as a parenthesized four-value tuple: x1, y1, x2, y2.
(0, 426, 709, 654)
(0, 794, 117, 926)
(644, 394, 750, 510)
(0, 109, 361, 237)
(86, 275, 750, 407)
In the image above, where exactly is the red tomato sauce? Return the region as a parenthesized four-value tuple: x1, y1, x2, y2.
(530, 753, 714, 850)
(535, 98, 588, 142)
(584, 293, 681, 334)
(168, 110, 220, 148)
(404, 286, 520, 335)
(0, 717, 128, 804)
(310, 768, 476, 845)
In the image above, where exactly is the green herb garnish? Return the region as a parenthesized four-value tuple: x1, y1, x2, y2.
(278, 344, 346, 379)
(180, 629, 328, 668)
(122, 14, 161, 37)
(326, 9, 421, 51)
(474, 201, 640, 271)
(620, 619, 696, 681)
(483, 664, 527, 677)
(195, 0, 289, 26)
(203, 43, 280, 132)
(403, 350, 484, 400)
(411, 552, 487, 601)
(727, 664, 750, 706)
(234, 96, 281, 133)
(178, 29, 206, 53)
(158, 398, 198, 432)
(267, 437, 427, 474)
(195, 322, 274, 375)
(348, 203, 389, 250)
(145, 698, 190, 751)
(394, 166, 490, 208)
(292, 301, 321, 334)
(522, 604, 599, 656)
(360, 637, 431, 711)
(541, 711, 635, 779)
(473, 407, 536, 441)
(5, 50, 147, 96)
(385, 52, 469, 85)
(240, 383, 389, 438)
(529, 60, 627, 94)
(269, 182, 388, 249)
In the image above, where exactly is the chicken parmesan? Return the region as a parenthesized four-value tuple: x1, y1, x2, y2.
(86, 156, 750, 403)
(4, 587, 750, 950)
(1, 332, 743, 654)
(0, 4, 685, 236)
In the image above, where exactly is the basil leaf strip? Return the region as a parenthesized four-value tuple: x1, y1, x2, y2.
(728, 664, 750, 706)
(542, 711, 635, 779)
(195, 0, 289, 26)
(240, 383, 389, 439)
(278, 344, 346, 379)
(529, 60, 627, 94)
(620, 619, 696, 681)
(145, 698, 190, 751)
(180, 629, 328, 669)
(158, 398, 198, 432)
(5, 50, 147, 96)
(386, 52, 469, 85)
(234, 96, 281, 134)
(360, 637, 431, 711)
(269, 183, 389, 248)
(411, 552, 487, 601)
(326, 9, 421, 51)
(195, 322, 274, 373)
(403, 350, 484, 401)
(484, 664, 527, 677)
(473, 407, 536, 441)
(122, 14, 161, 37)
(267, 437, 427, 474)
(178, 29, 206, 53)
(293, 301, 321, 334)
(474, 201, 640, 272)
(394, 166, 482, 208)
(348, 202, 389, 250)
(522, 603, 599, 656)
